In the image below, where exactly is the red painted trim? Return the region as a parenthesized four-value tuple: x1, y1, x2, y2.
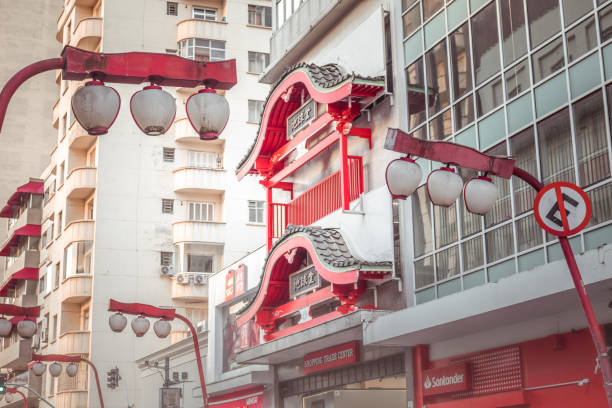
(0, 304, 40, 317)
(175, 313, 208, 406)
(0, 268, 39, 297)
(269, 286, 334, 321)
(425, 391, 526, 408)
(340, 133, 350, 211)
(236, 70, 353, 180)
(13, 389, 26, 408)
(0, 225, 42, 256)
(0, 181, 44, 218)
(107, 299, 176, 320)
(237, 236, 359, 327)
(208, 386, 264, 403)
(129, 86, 177, 136)
(263, 310, 344, 341)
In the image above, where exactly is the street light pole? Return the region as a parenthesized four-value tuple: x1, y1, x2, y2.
(385, 128, 612, 407)
(6, 383, 55, 408)
(107, 299, 208, 407)
(6, 387, 27, 408)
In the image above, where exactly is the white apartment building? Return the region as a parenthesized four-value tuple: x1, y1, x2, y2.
(0, 0, 272, 407)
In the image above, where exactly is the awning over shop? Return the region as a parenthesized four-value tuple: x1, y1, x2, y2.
(0, 268, 39, 297)
(208, 386, 264, 408)
(0, 180, 43, 218)
(0, 225, 41, 256)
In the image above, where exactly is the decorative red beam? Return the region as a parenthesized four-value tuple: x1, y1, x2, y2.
(0, 304, 39, 318)
(0, 46, 237, 134)
(385, 128, 516, 178)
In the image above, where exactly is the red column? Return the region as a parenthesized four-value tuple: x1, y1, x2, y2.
(413, 344, 429, 408)
(340, 133, 350, 211)
(267, 186, 273, 250)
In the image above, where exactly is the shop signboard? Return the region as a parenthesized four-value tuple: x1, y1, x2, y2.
(208, 388, 264, 408)
(289, 266, 320, 298)
(422, 363, 472, 396)
(225, 269, 235, 301)
(303, 341, 360, 374)
(225, 264, 247, 301)
(286, 98, 316, 140)
(160, 388, 181, 408)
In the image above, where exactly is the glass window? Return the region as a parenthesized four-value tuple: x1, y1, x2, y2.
(277, 0, 285, 27)
(486, 223, 514, 262)
(516, 215, 542, 252)
(429, 109, 452, 140)
(426, 40, 450, 116)
(462, 236, 484, 271)
(459, 168, 483, 237)
(472, 2, 500, 85)
(566, 16, 597, 62)
(423, 0, 444, 21)
(188, 254, 213, 273)
(413, 186, 434, 257)
(505, 59, 529, 99)
(406, 58, 427, 129)
(434, 202, 458, 248)
(449, 23, 472, 100)
(500, 0, 528, 66)
(248, 5, 272, 27)
(179, 38, 225, 62)
(562, 0, 592, 27)
(403, 5, 421, 37)
(600, 4, 612, 43)
(166, 2, 178, 16)
(248, 200, 265, 223)
(248, 51, 270, 73)
(532, 36, 564, 83)
(476, 76, 503, 117)
(537, 108, 575, 184)
(248, 100, 265, 123)
(454, 95, 474, 130)
(188, 151, 217, 168)
(415, 255, 434, 288)
(588, 182, 612, 227)
(435, 245, 460, 281)
(527, 0, 561, 48)
(193, 7, 217, 21)
(509, 127, 538, 215)
(484, 142, 512, 228)
(63, 241, 93, 279)
(188, 202, 214, 222)
(573, 90, 610, 187)
(403, 0, 418, 12)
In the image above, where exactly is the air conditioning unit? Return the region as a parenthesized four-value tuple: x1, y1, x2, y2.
(176, 273, 189, 284)
(196, 320, 208, 333)
(160, 265, 175, 276)
(194, 274, 206, 285)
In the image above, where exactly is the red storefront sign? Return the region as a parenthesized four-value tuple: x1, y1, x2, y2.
(422, 363, 472, 397)
(208, 387, 264, 408)
(234, 264, 247, 297)
(303, 341, 360, 374)
(225, 270, 235, 301)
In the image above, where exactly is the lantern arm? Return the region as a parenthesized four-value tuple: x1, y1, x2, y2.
(61, 46, 237, 90)
(108, 299, 176, 320)
(0, 304, 40, 318)
(31, 353, 81, 363)
(384, 128, 516, 179)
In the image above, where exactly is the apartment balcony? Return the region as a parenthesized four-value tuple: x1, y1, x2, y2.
(0, 250, 39, 297)
(0, 338, 32, 370)
(173, 167, 226, 194)
(60, 275, 92, 304)
(55, 391, 88, 407)
(176, 19, 228, 43)
(63, 220, 95, 243)
(58, 330, 90, 355)
(174, 117, 201, 142)
(171, 272, 211, 301)
(52, 98, 60, 129)
(65, 167, 96, 199)
(172, 220, 226, 244)
(68, 121, 96, 150)
(71, 17, 103, 49)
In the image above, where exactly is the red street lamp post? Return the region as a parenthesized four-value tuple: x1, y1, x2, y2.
(30, 353, 104, 408)
(107, 299, 208, 407)
(384, 128, 612, 407)
(5, 388, 27, 407)
(0, 304, 40, 339)
(0, 46, 236, 139)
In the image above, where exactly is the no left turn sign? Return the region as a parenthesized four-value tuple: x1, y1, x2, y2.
(533, 182, 592, 237)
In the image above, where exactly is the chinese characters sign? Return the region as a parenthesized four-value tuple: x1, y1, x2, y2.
(225, 264, 248, 301)
(287, 98, 316, 139)
(289, 266, 320, 298)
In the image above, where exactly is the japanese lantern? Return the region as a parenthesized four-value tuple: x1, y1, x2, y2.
(426, 167, 464, 206)
(153, 319, 172, 339)
(130, 85, 176, 135)
(463, 176, 499, 215)
(131, 316, 150, 337)
(66, 363, 79, 378)
(385, 158, 422, 199)
(49, 362, 62, 377)
(32, 361, 46, 376)
(16, 319, 36, 338)
(71, 80, 121, 136)
(109, 312, 128, 333)
(185, 89, 230, 140)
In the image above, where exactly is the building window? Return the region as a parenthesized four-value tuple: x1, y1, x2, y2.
(188, 150, 218, 168)
(248, 100, 265, 123)
(38, 274, 46, 294)
(184, 244, 214, 273)
(85, 197, 94, 220)
(163, 147, 175, 162)
(160, 252, 173, 266)
(54, 263, 60, 288)
(248, 51, 270, 74)
(63, 241, 93, 279)
(58, 162, 65, 186)
(248, 5, 272, 27)
(162, 199, 174, 214)
(165, 49, 178, 55)
(51, 315, 58, 342)
(167, 2, 178, 16)
(82, 308, 89, 331)
(193, 6, 217, 21)
(248, 200, 265, 223)
(189, 202, 214, 221)
(179, 38, 226, 62)
(56, 211, 63, 236)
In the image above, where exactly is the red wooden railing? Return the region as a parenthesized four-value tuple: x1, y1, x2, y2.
(270, 156, 364, 239)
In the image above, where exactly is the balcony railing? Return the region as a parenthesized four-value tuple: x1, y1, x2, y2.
(270, 156, 364, 239)
(60, 274, 92, 303)
(173, 167, 226, 193)
(65, 167, 97, 199)
(174, 117, 200, 142)
(0, 338, 32, 370)
(63, 220, 95, 243)
(72, 17, 103, 49)
(176, 18, 228, 43)
(58, 330, 90, 355)
(172, 220, 226, 244)
(68, 121, 96, 149)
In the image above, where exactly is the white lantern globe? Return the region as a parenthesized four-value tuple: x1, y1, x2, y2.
(66, 363, 79, 378)
(131, 316, 150, 337)
(186, 89, 230, 140)
(72, 80, 121, 136)
(49, 362, 62, 377)
(0, 317, 12, 338)
(16, 319, 36, 338)
(130, 85, 176, 136)
(4, 392, 12, 403)
(32, 361, 47, 376)
(109, 312, 128, 333)
(426, 167, 464, 207)
(464, 176, 499, 215)
(153, 319, 172, 339)
(386, 158, 422, 199)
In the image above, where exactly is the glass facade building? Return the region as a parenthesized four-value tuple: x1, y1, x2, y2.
(402, 0, 612, 303)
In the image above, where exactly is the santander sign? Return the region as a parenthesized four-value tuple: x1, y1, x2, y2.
(422, 363, 471, 396)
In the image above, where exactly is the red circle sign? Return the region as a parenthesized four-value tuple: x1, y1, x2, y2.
(533, 182, 592, 237)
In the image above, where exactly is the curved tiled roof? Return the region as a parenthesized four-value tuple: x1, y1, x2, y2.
(235, 63, 385, 173)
